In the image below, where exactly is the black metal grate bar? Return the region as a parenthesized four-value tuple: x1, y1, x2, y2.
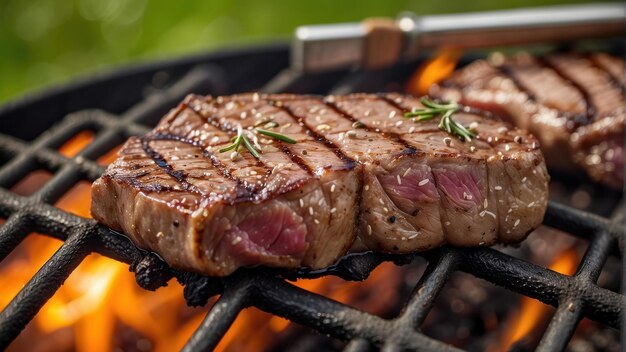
(249, 275, 464, 352)
(0, 229, 92, 346)
(0, 214, 31, 261)
(399, 250, 458, 328)
(0, 45, 623, 352)
(182, 278, 250, 352)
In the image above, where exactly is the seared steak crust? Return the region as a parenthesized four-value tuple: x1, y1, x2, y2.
(92, 93, 549, 276)
(432, 52, 624, 189)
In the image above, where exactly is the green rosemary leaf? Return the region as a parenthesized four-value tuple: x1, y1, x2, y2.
(241, 134, 261, 159)
(404, 97, 476, 141)
(256, 129, 297, 144)
(420, 97, 441, 109)
(218, 136, 241, 153)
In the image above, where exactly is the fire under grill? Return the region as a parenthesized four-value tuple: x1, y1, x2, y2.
(0, 38, 624, 351)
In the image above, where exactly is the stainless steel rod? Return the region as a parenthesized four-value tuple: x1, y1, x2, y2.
(292, 3, 625, 72)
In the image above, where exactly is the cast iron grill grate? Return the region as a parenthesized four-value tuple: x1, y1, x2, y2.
(0, 44, 623, 352)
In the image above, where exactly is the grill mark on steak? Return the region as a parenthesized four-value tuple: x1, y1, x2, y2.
(539, 57, 595, 120)
(325, 96, 418, 153)
(376, 95, 434, 153)
(492, 62, 589, 129)
(146, 132, 276, 203)
(277, 143, 314, 175)
(242, 99, 317, 177)
(140, 138, 205, 197)
(376, 93, 406, 111)
(149, 132, 235, 180)
(271, 100, 357, 166)
(495, 64, 538, 101)
(588, 54, 626, 93)
(183, 98, 281, 199)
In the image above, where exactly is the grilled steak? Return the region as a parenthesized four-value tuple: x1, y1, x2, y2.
(91, 93, 549, 276)
(431, 52, 624, 189)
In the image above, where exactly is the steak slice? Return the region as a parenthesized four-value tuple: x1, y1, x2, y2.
(92, 94, 360, 276)
(91, 93, 549, 276)
(431, 52, 624, 189)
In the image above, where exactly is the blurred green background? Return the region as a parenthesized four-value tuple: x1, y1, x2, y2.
(0, 0, 612, 103)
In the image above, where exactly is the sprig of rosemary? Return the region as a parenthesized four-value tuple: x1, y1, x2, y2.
(404, 98, 476, 141)
(218, 123, 296, 159)
(256, 128, 297, 144)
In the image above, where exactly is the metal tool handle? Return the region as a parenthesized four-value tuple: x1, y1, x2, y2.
(292, 3, 626, 73)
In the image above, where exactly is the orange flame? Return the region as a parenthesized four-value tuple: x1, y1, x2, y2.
(59, 131, 95, 158)
(2, 133, 405, 351)
(406, 49, 461, 96)
(497, 247, 579, 350)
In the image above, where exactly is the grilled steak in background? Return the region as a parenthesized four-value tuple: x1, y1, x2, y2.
(91, 93, 549, 276)
(431, 52, 624, 189)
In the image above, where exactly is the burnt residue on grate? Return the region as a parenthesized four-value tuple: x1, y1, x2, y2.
(0, 44, 624, 352)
